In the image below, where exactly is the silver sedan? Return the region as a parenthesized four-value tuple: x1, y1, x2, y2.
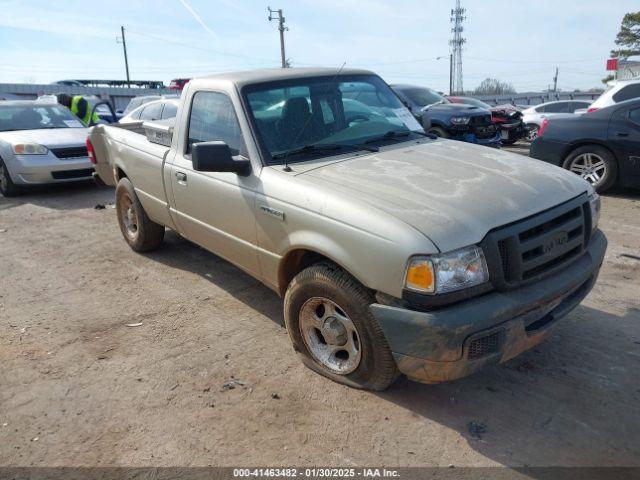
(0, 101, 93, 197)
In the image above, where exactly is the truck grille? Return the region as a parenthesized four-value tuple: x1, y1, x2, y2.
(482, 195, 590, 290)
(51, 147, 89, 159)
(470, 114, 492, 126)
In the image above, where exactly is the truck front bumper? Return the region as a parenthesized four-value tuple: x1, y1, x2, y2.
(370, 230, 607, 384)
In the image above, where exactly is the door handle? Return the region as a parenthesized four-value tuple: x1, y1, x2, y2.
(175, 172, 187, 183)
(616, 131, 629, 137)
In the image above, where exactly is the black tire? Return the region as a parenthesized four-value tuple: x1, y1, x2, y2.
(115, 177, 165, 252)
(427, 126, 450, 138)
(501, 136, 518, 145)
(284, 263, 399, 391)
(562, 145, 617, 194)
(0, 158, 21, 197)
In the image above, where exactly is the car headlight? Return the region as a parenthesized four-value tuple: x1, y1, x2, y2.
(12, 143, 48, 155)
(405, 245, 489, 295)
(450, 116, 470, 125)
(589, 193, 600, 233)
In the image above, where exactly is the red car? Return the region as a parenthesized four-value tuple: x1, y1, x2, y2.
(169, 78, 191, 91)
(447, 96, 527, 145)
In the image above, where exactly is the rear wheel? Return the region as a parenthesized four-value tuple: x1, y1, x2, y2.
(562, 145, 617, 193)
(0, 159, 21, 197)
(115, 177, 165, 251)
(284, 263, 399, 391)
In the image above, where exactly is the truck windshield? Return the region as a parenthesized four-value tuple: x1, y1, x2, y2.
(0, 104, 84, 132)
(244, 74, 426, 165)
(399, 87, 449, 108)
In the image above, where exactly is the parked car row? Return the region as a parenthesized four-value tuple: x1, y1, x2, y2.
(530, 96, 640, 193)
(4, 66, 638, 391)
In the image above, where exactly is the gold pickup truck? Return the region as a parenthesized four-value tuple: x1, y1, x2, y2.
(88, 68, 606, 390)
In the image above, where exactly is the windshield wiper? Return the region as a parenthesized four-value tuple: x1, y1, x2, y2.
(272, 142, 379, 161)
(365, 129, 434, 144)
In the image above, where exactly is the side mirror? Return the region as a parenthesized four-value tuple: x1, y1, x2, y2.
(192, 141, 251, 176)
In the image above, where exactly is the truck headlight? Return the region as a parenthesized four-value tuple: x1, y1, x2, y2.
(589, 193, 600, 233)
(12, 143, 48, 155)
(405, 246, 489, 295)
(450, 116, 470, 125)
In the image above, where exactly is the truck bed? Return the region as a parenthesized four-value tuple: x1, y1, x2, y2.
(90, 121, 172, 187)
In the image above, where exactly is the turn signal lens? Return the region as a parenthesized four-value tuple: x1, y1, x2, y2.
(405, 259, 435, 293)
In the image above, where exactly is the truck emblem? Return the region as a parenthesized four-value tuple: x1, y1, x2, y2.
(542, 232, 568, 254)
(260, 205, 284, 221)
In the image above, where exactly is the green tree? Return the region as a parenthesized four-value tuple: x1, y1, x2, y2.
(611, 11, 640, 58)
(473, 78, 516, 95)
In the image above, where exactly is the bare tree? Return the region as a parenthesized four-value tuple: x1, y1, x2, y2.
(473, 78, 516, 95)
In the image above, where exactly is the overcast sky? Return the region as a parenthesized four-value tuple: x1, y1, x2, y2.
(0, 0, 636, 92)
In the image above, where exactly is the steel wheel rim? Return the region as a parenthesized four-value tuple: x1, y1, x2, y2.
(569, 153, 607, 186)
(299, 297, 362, 374)
(119, 194, 139, 239)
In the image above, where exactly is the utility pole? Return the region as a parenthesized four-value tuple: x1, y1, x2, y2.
(449, 53, 453, 95)
(268, 7, 288, 68)
(552, 67, 559, 93)
(116, 26, 131, 87)
(449, 0, 466, 94)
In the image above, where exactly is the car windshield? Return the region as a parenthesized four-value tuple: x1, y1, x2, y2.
(0, 104, 84, 132)
(399, 87, 449, 107)
(244, 74, 426, 165)
(458, 97, 491, 109)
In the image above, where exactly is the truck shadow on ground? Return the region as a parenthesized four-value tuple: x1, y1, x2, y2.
(145, 231, 640, 467)
(0, 182, 113, 212)
(146, 230, 285, 327)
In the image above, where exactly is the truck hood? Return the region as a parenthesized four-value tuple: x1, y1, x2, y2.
(297, 139, 590, 251)
(0, 128, 89, 148)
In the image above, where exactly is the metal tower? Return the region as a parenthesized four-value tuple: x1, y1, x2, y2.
(449, 0, 466, 94)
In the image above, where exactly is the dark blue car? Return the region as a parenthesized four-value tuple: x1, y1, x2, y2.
(391, 84, 501, 147)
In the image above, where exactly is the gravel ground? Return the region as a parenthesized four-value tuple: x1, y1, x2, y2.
(1, 146, 640, 468)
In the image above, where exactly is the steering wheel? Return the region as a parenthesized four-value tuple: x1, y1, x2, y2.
(345, 113, 372, 126)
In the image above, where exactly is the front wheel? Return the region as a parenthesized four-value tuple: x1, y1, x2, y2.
(0, 159, 21, 197)
(562, 145, 617, 193)
(284, 263, 399, 391)
(115, 177, 165, 251)
(427, 126, 450, 138)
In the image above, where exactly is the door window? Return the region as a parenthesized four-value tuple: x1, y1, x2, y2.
(542, 102, 568, 113)
(187, 92, 245, 155)
(140, 102, 163, 121)
(613, 84, 640, 103)
(629, 108, 640, 126)
(161, 102, 178, 119)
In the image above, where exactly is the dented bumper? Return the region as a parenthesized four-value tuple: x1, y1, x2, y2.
(370, 230, 607, 384)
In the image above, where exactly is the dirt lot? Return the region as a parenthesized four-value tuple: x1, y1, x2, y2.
(1, 147, 640, 468)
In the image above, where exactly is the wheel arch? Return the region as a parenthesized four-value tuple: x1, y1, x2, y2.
(277, 247, 364, 298)
(562, 141, 620, 170)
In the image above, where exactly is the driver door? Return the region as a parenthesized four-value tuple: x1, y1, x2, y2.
(169, 90, 261, 277)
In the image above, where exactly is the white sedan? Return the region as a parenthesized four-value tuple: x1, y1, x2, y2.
(0, 101, 93, 197)
(118, 99, 179, 124)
